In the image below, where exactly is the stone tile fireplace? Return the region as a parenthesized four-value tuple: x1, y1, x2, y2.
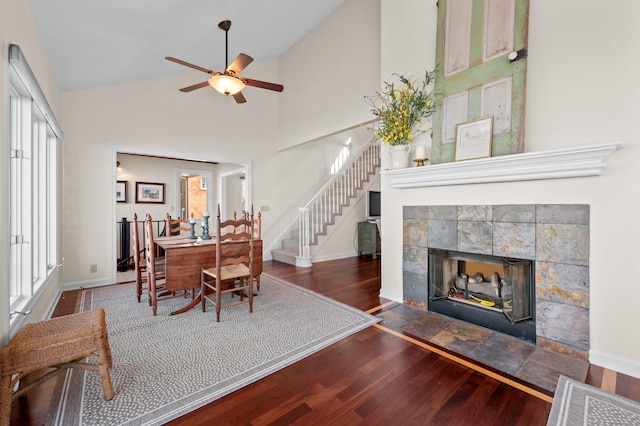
(403, 204, 590, 360)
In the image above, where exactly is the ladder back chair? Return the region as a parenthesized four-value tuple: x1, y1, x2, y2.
(166, 213, 191, 236)
(131, 213, 165, 303)
(238, 210, 262, 291)
(201, 206, 255, 322)
(145, 214, 184, 315)
(220, 210, 262, 291)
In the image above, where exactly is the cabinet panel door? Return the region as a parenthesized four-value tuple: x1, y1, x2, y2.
(432, 0, 529, 164)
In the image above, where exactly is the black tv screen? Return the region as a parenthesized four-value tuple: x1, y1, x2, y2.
(367, 190, 381, 218)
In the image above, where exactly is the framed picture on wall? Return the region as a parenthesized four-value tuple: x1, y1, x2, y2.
(116, 181, 128, 203)
(135, 182, 165, 204)
(454, 117, 493, 161)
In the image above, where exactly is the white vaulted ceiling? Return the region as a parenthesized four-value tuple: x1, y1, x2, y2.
(27, 0, 348, 91)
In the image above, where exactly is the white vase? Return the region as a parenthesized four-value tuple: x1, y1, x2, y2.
(389, 145, 411, 169)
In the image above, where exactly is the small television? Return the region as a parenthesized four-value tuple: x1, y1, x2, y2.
(366, 190, 381, 219)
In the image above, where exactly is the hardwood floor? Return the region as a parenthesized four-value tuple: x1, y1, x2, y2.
(9, 257, 640, 425)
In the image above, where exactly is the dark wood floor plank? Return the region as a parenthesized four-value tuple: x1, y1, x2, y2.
(616, 371, 640, 403)
(585, 364, 604, 388)
(497, 388, 549, 426)
(432, 371, 500, 426)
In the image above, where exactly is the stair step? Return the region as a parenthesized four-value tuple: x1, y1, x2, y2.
(272, 249, 297, 266)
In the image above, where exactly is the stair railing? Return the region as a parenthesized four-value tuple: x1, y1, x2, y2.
(296, 140, 380, 263)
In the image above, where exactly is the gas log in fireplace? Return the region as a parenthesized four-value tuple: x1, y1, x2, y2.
(428, 249, 536, 342)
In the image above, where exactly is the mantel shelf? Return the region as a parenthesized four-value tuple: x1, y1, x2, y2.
(381, 142, 624, 188)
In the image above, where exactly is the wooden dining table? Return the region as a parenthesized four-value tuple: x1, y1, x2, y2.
(154, 235, 263, 315)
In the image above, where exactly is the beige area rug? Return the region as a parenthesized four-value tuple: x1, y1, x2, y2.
(46, 274, 379, 425)
(547, 375, 640, 425)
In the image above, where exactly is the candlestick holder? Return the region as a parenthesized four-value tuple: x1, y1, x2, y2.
(201, 214, 211, 240)
(188, 219, 196, 239)
(413, 158, 428, 167)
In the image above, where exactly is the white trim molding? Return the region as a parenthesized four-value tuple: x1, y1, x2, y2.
(590, 349, 640, 380)
(8, 44, 63, 138)
(382, 142, 624, 188)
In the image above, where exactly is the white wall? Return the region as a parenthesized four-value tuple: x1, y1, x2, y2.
(1, 0, 63, 334)
(379, 0, 640, 377)
(278, 0, 381, 150)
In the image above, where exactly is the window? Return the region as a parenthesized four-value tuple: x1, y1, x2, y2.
(8, 45, 62, 324)
(330, 147, 350, 175)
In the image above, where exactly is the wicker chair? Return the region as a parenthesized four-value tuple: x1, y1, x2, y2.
(0, 308, 114, 425)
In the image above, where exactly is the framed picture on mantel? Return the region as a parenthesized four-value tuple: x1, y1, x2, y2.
(454, 117, 493, 162)
(135, 182, 165, 204)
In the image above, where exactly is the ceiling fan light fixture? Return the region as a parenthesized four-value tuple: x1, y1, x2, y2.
(208, 75, 245, 95)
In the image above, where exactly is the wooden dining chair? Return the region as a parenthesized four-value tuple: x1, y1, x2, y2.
(247, 211, 262, 292)
(166, 213, 190, 236)
(220, 210, 262, 291)
(200, 206, 255, 322)
(131, 213, 165, 303)
(144, 214, 179, 316)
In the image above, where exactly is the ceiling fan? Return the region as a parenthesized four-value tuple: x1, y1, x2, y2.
(165, 20, 284, 104)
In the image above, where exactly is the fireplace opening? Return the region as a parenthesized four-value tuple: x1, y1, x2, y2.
(428, 249, 536, 342)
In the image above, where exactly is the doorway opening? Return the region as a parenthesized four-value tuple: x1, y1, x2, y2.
(177, 172, 209, 220)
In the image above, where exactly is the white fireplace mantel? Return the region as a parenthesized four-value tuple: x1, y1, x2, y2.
(381, 142, 624, 188)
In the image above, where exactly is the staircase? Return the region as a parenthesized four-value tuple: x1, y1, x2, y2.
(271, 141, 381, 266)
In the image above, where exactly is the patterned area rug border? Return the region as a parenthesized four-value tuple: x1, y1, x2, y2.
(547, 375, 640, 425)
(47, 274, 379, 425)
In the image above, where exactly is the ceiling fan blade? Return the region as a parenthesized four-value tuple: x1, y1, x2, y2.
(166, 57, 216, 75)
(179, 81, 210, 92)
(232, 91, 247, 104)
(243, 78, 284, 92)
(226, 53, 253, 76)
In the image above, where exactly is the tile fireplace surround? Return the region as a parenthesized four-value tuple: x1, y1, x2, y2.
(403, 204, 590, 360)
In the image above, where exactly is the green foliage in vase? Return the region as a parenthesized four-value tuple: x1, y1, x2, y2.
(364, 70, 436, 146)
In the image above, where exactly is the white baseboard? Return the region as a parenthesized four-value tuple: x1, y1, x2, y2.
(44, 279, 114, 319)
(590, 349, 640, 379)
(379, 289, 402, 303)
(312, 251, 359, 263)
(61, 277, 114, 292)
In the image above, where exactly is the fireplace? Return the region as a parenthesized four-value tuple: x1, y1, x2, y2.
(402, 204, 591, 359)
(428, 249, 536, 342)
